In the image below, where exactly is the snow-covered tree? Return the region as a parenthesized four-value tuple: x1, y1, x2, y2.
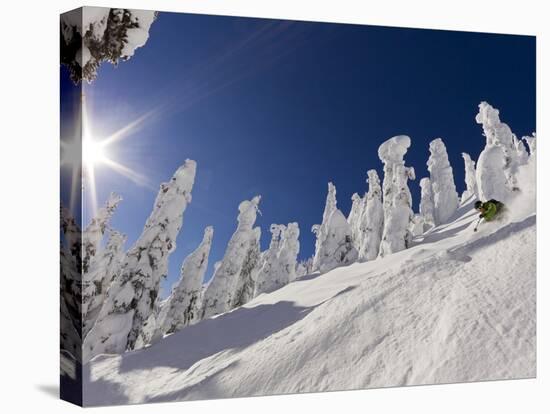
(61, 205, 82, 263)
(254, 224, 285, 296)
(357, 170, 384, 261)
(517, 133, 537, 206)
(231, 226, 262, 308)
(61, 7, 157, 83)
(379, 136, 410, 213)
(82, 193, 122, 274)
(419, 177, 435, 231)
(312, 182, 337, 271)
(202, 196, 262, 319)
(82, 230, 126, 337)
(255, 223, 300, 295)
(60, 205, 83, 361)
(312, 182, 358, 273)
(378, 136, 415, 256)
(278, 223, 300, 284)
(347, 193, 364, 247)
(475, 102, 529, 201)
(317, 210, 358, 273)
(160, 226, 213, 335)
(461, 153, 478, 202)
(83, 160, 196, 362)
(409, 214, 426, 237)
(427, 138, 459, 225)
(523, 133, 536, 155)
(296, 257, 314, 278)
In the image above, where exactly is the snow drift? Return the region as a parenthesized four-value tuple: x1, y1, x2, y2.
(71, 101, 535, 406)
(82, 192, 535, 405)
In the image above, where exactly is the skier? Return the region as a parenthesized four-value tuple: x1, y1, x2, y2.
(473, 199, 505, 230)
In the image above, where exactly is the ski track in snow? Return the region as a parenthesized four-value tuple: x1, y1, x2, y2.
(83, 200, 536, 406)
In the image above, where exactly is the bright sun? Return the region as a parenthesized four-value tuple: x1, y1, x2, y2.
(83, 135, 106, 169)
(61, 96, 154, 215)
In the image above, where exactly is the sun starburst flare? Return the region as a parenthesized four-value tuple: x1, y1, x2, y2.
(61, 96, 155, 217)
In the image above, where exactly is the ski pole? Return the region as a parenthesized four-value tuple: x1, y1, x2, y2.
(473, 217, 482, 232)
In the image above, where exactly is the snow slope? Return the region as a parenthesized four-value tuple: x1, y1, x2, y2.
(83, 198, 535, 406)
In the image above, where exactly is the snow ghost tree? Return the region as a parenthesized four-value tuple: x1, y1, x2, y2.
(82, 230, 127, 337)
(61, 7, 157, 83)
(419, 177, 435, 232)
(202, 196, 262, 319)
(461, 153, 478, 202)
(475, 101, 529, 201)
(317, 209, 358, 273)
(427, 138, 459, 225)
(517, 133, 537, 207)
(81, 193, 122, 274)
(312, 182, 358, 273)
(379, 136, 411, 214)
(378, 136, 415, 256)
(60, 206, 83, 361)
(523, 133, 536, 156)
(231, 226, 262, 308)
(347, 193, 364, 248)
(312, 182, 337, 271)
(296, 257, 314, 278)
(65, 192, 125, 347)
(160, 226, 213, 335)
(357, 170, 384, 261)
(83, 160, 196, 362)
(255, 223, 300, 295)
(277, 223, 300, 284)
(409, 214, 425, 237)
(254, 224, 285, 296)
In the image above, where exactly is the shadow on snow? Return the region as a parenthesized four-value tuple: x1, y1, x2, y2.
(117, 298, 334, 374)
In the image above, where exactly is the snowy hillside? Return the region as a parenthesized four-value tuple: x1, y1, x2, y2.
(83, 197, 536, 406)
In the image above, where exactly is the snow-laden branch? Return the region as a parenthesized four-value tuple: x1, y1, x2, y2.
(61, 7, 157, 83)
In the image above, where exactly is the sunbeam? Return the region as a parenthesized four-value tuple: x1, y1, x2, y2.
(61, 95, 155, 217)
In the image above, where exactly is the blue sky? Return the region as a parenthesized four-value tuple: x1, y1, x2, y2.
(61, 12, 535, 297)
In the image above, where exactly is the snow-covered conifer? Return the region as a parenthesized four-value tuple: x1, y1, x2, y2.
(82, 193, 122, 274)
(461, 153, 478, 202)
(61, 205, 82, 269)
(357, 170, 384, 261)
(160, 226, 213, 335)
(296, 257, 314, 278)
(231, 226, 262, 308)
(256, 223, 300, 295)
(427, 138, 459, 224)
(278, 223, 300, 284)
(60, 205, 83, 361)
(419, 177, 435, 231)
(379, 136, 411, 213)
(83, 160, 196, 362)
(317, 209, 358, 273)
(475, 102, 529, 200)
(61, 8, 157, 83)
(347, 193, 364, 248)
(523, 133, 536, 156)
(202, 196, 262, 319)
(82, 230, 126, 337)
(378, 136, 415, 256)
(410, 214, 425, 237)
(254, 224, 285, 296)
(312, 183, 337, 271)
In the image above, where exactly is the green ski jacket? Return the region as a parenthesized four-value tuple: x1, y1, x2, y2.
(479, 201, 500, 221)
